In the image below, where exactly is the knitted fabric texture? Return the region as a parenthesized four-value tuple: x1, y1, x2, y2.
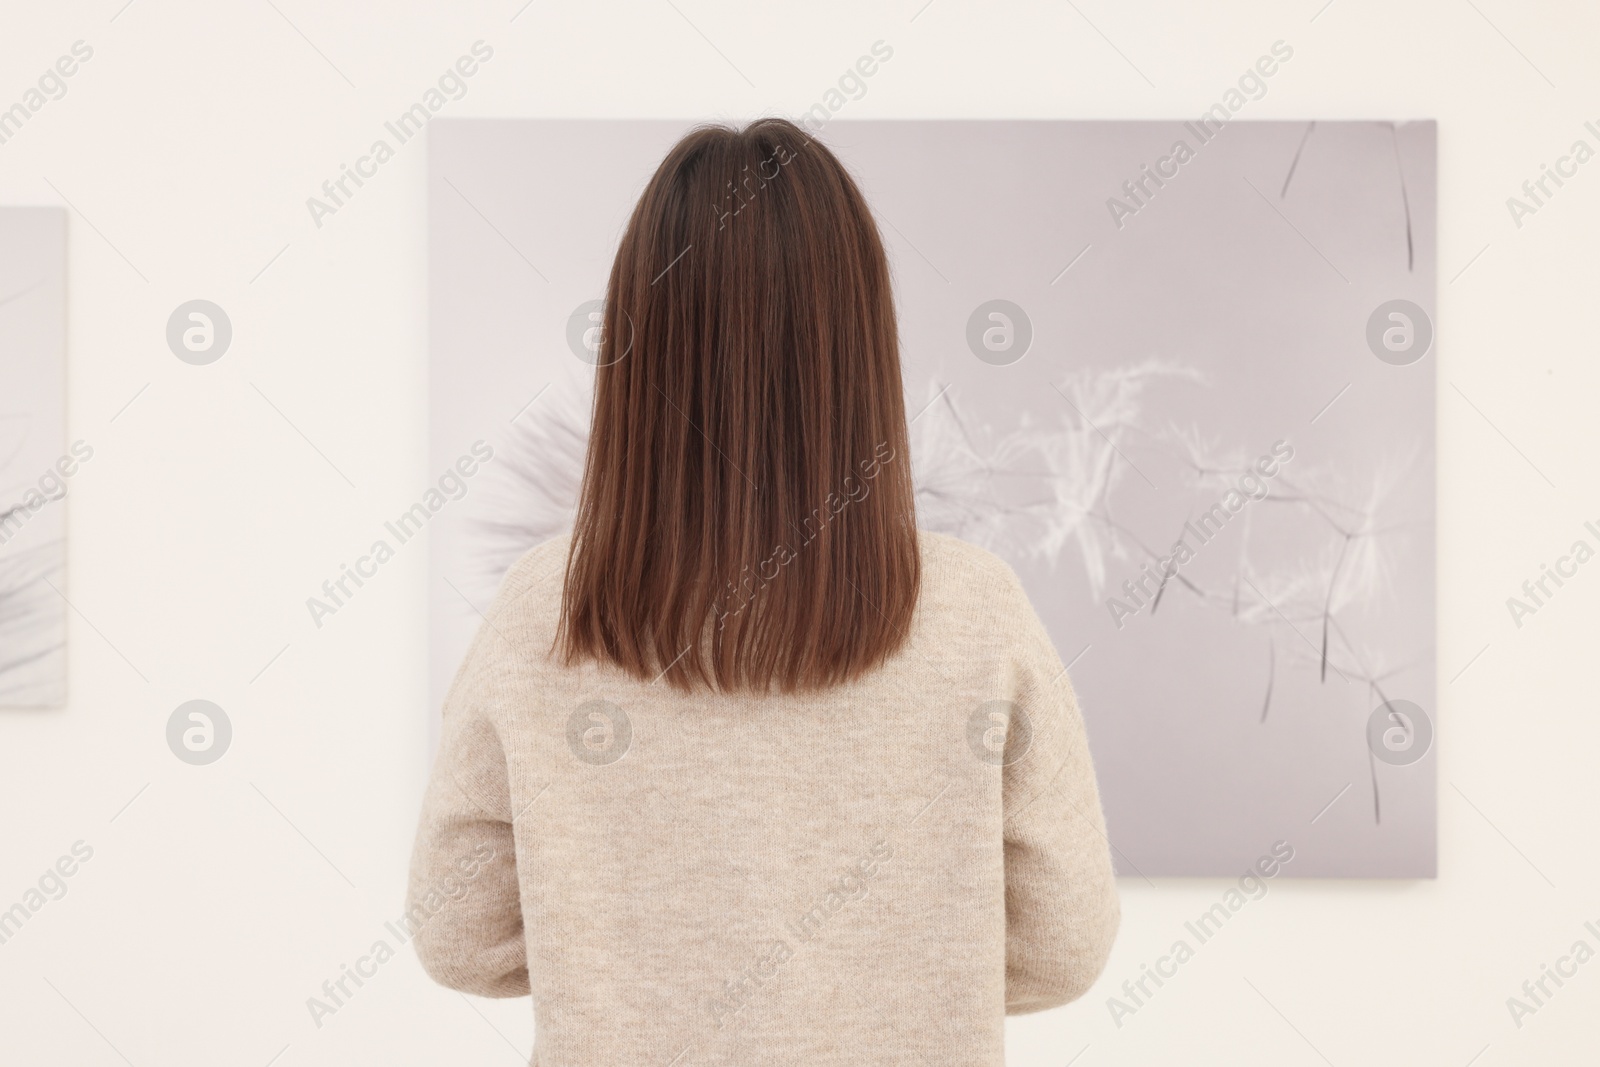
(408, 530, 1120, 1065)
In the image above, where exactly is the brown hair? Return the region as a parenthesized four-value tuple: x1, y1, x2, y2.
(557, 118, 920, 693)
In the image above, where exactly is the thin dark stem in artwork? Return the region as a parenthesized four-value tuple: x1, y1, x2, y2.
(1328, 619, 1416, 826)
(1260, 638, 1275, 723)
(917, 383, 1424, 831)
(1281, 121, 1315, 197)
(1149, 566, 1170, 614)
(1281, 121, 1414, 271)
(1368, 747, 1381, 826)
(1388, 122, 1415, 272)
(1087, 511, 1207, 600)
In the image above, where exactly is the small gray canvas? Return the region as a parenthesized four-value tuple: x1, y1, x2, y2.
(428, 119, 1436, 877)
(0, 207, 68, 708)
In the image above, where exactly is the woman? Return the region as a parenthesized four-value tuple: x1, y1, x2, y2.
(408, 117, 1119, 1064)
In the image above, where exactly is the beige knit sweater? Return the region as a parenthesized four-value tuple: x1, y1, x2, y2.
(408, 530, 1120, 1065)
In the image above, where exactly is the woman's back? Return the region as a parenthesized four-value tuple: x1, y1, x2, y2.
(409, 528, 1119, 1065)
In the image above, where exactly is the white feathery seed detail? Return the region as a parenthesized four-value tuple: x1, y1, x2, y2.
(467, 377, 592, 588)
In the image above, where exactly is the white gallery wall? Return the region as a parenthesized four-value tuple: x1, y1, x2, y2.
(0, 1, 1595, 1064)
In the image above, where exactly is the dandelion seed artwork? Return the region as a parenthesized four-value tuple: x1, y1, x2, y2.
(429, 120, 1436, 877)
(0, 207, 68, 708)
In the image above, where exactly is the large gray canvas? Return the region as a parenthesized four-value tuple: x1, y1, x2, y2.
(428, 119, 1436, 878)
(0, 207, 68, 708)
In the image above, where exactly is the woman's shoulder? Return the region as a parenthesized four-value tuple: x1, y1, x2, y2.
(917, 529, 1025, 595)
(487, 532, 573, 621)
(914, 529, 1040, 635)
(913, 531, 1052, 657)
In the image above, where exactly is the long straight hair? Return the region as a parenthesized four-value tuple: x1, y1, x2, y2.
(557, 118, 920, 693)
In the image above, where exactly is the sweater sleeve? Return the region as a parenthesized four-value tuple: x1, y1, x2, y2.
(997, 569, 1121, 1014)
(406, 603, 531, 998)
